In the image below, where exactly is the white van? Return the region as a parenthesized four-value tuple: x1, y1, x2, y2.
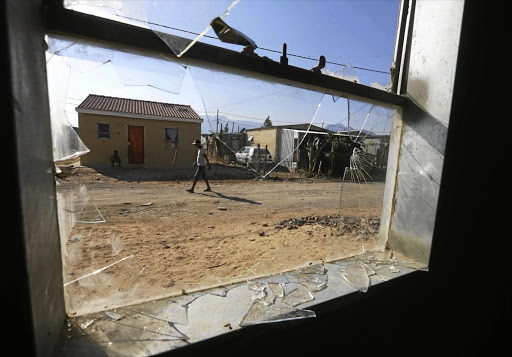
(235, 146, 273, 164)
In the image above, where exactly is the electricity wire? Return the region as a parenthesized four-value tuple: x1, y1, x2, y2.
(112, 13, 391, 75)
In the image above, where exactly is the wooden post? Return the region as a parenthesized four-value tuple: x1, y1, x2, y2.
(264, 145, 267, 175)
(330, 140, 334, 177)
(257, 143, 261, 173)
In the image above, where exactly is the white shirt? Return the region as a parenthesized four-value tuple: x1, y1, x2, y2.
(197, 146, 207, 166)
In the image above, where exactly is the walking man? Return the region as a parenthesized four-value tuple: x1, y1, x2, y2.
(187, 139, 211, 193)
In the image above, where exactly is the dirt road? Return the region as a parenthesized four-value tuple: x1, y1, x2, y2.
(56, 165, 385, 315)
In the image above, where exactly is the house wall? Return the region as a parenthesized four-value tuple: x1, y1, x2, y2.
(78, 113, 200, 167)
(246, 128, 279, 159)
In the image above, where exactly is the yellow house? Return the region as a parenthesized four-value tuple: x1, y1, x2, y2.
(77, 94, 203, 168)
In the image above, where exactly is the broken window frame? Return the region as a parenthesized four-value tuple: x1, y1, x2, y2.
(46, 0, 410, 316)
(10, 0, 462, 354)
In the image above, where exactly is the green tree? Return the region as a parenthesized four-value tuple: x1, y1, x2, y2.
(263, 116, 272, 127)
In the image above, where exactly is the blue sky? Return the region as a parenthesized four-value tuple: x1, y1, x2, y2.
(49, 0, 401, 135)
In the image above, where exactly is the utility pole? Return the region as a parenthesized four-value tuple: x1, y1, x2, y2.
(216, 109, 219, 133)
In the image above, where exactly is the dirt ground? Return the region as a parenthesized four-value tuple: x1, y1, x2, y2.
(55, 162, 386, 316)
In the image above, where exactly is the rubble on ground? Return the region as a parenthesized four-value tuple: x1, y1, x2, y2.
(274, 215, 380, 235)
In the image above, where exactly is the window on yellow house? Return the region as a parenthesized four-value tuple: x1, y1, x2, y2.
(164, 127, 179, 143)
(96, 123, 111, 139)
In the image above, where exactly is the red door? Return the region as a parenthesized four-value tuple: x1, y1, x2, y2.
(128, 125, 144, 164)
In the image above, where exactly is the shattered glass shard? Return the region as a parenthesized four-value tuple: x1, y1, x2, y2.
(239, 301, 315, 327)
(112, 312, 188, 340)
(298, 278, 327, 293)
(263, 294, 276, 306)
(247, 281, 265, 292)
(339, 263, 370, 293)
(389, 265, 400, 273)
(281, 288, 315, 307)
(267, 282, 285, 298)
(135, 299, 189, 326)
(297, 264, 326, 275)
(361, 262, 376, 276)
(358, 250, 394, 264)
(252, 289, 267, 301)
(105, 311, 125, 321)
(79, 319, 95, 329)
(288, 271, 328, 293)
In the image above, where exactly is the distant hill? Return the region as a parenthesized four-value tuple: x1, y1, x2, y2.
(325, 123, 376, 136)
(199, 115, 377, 136)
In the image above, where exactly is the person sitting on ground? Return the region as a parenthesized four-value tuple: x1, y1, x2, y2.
(110, 150, 121, 167)
(187, 139, 211, 193)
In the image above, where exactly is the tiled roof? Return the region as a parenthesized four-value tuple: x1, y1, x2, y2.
(76, 94, 202, 120)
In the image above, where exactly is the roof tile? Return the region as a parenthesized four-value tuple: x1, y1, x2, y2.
(77, 94, 202, 120)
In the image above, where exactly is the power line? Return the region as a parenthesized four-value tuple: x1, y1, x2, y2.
(114, 13, 391, 75)
(204, 88, 291, 110)
(218, 111, 303, 125)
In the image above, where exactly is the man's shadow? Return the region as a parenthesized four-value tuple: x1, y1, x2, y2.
(199, 191, 262, 205)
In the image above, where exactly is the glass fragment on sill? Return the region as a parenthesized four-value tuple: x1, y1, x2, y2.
(263, 294, 276, 306)
(298, 264, 326, 275)
(207, 286, 231, 297)
(171, 291, 209, 309)
(247, 281, 265, 292)
(287, 271, 328, 293)
(252, 289, 267, 301)
(361, 262, 377, 276)
(80, 319, 95, 329)
(131, 300, 189, 326)
(105, 311, 125, 321)
(92, 310, 190, 341)
(267, 282, 284, 298)
(239, 301, 315, 327)
(67, 311, 190, 356)
(388, 265, 400, 273)
(281, 288, 315, 307)
(113, 312, 188, 340)
(339, 263, 370, 293)
(357, 249, 394, 264)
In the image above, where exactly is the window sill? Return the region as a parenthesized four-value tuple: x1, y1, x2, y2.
(52, 249, 426, 356)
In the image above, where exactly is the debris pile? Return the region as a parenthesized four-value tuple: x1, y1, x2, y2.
(274, 215, 380, 235)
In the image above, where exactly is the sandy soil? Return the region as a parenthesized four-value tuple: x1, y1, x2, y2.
(55, 163, 385, 316)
